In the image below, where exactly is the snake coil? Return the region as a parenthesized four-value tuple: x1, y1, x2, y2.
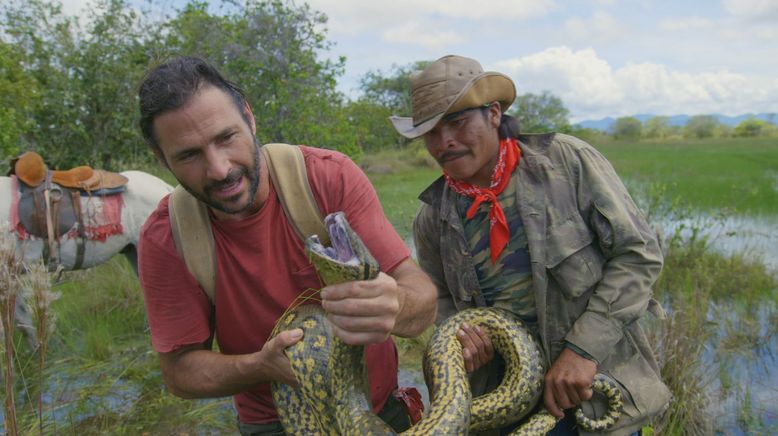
(271, 212, 624, 434)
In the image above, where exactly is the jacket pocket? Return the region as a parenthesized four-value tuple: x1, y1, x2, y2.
(604, 352, 672, 422)
(577, 353, 670, 434)
(545, 215, 604, 298)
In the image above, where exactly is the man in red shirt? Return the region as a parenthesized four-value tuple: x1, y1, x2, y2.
(136, 56, 437, 434)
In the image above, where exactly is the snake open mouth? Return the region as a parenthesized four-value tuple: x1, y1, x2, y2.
(307, 212, 361, 266)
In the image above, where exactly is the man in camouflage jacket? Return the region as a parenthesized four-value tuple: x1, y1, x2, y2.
(393, 55, 671, 435)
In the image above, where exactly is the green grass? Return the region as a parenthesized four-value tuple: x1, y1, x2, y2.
(8, 258, 234, 434)
(367, 166, 439, 240)
(593, 137, 778, 216)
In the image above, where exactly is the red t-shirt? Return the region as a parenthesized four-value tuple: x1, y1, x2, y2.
(139, 146, 410, 424)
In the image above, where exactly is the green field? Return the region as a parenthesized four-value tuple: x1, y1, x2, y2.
(367, 167, 439, 239)
(594, 137, 778, 216)
(368, 137, 778, 241)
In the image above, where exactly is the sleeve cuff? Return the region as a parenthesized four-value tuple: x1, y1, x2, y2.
(565, 311, 624, 364)
(564, 342, 598, 364)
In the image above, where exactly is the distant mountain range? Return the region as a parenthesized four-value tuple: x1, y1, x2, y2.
(574, 113, 776, 131)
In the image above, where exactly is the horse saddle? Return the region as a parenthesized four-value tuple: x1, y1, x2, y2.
(9, 151, 129, 240)
(10, 151, 129, 193)
(16, 182, 78, 240)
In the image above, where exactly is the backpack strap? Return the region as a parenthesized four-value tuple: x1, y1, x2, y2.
(168, 143, 327, 304)
(169, 185, 217, 301)
(263, 143, 328, 246)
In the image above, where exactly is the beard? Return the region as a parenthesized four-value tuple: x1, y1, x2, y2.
(181, 138, 262, 216)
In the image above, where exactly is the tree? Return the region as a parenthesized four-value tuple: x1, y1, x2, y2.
(72, 0, 153, 168)
(508, 91, 570, 133)
(612, 117, 642, 140)
(684, 115, 719, 139)
(354, 61, 432, 150)
(733, 118, 771, 137)
(158, 0, 360, 157)
(0, 41, 38, 158)
(343, 101, 398, 153)
(644, 116, 671, 139)
(2, 0, 79, 167)
(359, 61, 430, 116)
(2, 0, 158, 168)
(1, 0, 361, 167)
(565, 126, 610, 144)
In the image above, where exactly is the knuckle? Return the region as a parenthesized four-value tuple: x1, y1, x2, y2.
(381, 318, 395, 334)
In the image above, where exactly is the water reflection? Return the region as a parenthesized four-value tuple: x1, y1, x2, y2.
(707, 302, 778, 434)
(657, 214, 778, 272)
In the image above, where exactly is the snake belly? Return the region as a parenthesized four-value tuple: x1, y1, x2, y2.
(271, 212, 624, 435)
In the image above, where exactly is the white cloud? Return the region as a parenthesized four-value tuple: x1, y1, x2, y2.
(496, 46, 778, 121)
(659, 16, 715, 31)
(424, 0, 559, 20)
(383, 21, 466, 51)
(722, 0, 778, 22)
(564, 11, 627, 44)
(305, 0, 559, 36)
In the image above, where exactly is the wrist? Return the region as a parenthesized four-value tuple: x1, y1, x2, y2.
(564, 341, 599, 365)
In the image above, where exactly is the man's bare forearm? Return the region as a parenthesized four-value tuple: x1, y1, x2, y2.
(160, 347, 263, 398)
(159, 330, 301, 399)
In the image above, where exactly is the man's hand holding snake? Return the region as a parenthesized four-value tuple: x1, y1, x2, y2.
(257, 328, 304, 387)
(543, 347, 598, 418)
(320, 272, 400, 345)
(457, 322, 495, 373)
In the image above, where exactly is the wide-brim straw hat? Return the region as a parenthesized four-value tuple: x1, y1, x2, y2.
(390, 55, 516, 139)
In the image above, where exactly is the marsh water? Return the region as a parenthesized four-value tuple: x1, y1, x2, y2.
(399, 213, 778, 434)
(664, 214, 778, 434)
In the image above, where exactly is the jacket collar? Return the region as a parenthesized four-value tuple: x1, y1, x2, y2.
(418, 175, 446, 206)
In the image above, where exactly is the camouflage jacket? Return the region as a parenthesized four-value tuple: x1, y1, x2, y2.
(413, 133, 670, 435)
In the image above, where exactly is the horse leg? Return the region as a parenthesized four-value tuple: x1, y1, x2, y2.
(121, 244, 139, 276)
(14, 297, 38, 349)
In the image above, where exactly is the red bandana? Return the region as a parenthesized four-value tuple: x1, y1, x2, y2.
(444, 137, 521, 263)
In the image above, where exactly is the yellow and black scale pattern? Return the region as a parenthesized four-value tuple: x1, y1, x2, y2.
(272, 305, 340, 433)
(270, 212, 624, 435)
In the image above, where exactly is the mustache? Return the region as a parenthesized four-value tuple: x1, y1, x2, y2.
(205, 168, 245, 193)
(437, 150, 469, 164)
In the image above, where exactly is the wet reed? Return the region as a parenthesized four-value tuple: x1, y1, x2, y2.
(0, 224, 21, 436)
(19, 260, 59, 433)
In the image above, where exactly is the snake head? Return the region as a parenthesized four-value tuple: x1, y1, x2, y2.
(305, 212, 380, 285)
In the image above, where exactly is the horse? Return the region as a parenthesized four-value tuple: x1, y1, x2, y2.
(0, 170, 174, 342)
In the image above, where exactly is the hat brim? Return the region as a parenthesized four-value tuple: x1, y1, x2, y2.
(391, 72, 516, 140)
(390, 113, 447, 140)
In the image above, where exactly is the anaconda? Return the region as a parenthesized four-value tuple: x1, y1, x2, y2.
(270, 211, 624, 434)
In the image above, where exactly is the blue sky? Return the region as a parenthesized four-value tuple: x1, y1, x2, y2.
(62, 0, 778, 122)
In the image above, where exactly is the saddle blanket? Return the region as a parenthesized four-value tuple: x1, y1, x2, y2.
(9, 176, 125, 242)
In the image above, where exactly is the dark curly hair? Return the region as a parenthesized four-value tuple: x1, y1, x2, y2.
(138, 56, 251, 153)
